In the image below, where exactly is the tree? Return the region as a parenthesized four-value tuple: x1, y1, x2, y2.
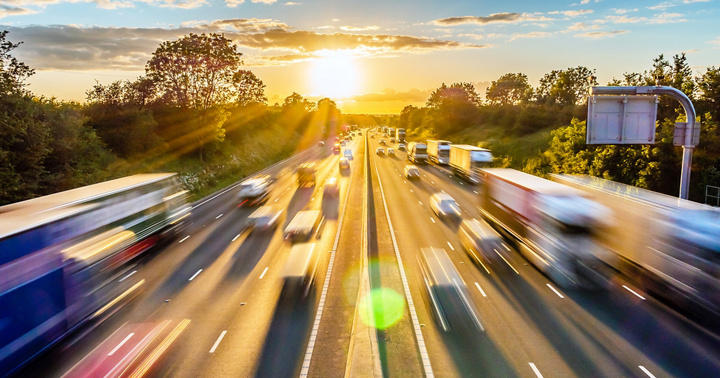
(536, 66, 597, 106)
(486, 73, 531, 105)
(0, 30, 34, 96)
(426, 82, 480, 109)
(283, 92, 316, 113)
(697, 66, 720, 122)
(232, 70, 267, 106)
(146, 33, 243, 161)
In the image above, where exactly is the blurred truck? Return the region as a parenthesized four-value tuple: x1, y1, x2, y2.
(280, 243, 319, 299)
(395, 128, 406, 143)
(283, 210, 321, 243)
(553, 174, 720, 316)
(427, 140, 451, 165)
(449, 145, 493, 184)
(407, 142, 429, 164)
(297, 163, 316, 187)
(478, 168, 610, 288)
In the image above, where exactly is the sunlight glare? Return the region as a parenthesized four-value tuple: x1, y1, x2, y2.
(309, 50, 360, 99)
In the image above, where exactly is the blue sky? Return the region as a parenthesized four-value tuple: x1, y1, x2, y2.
(1, 0, 718, 113)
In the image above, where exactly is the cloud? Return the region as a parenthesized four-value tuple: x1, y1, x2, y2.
(683, 0, 710, 3)
(349, 88, 431, 103)
(140, 0, 207, 9)
(568, 22, 602, 31)
(709, 36, 720, 45)
(4, 23, 486, 71)
(509, 31, 553, 41)
(284, 1, 300, 4)
(575, 30, 629, 38)
(339, 25, 380, 31)
(251, 0, 277, 3)
(648, 1, 675, 10)
(548, 9, 594, 17)
(649, 12, 686, 23)
(225, 0, 242, 7)
(457, 33, 484, 40)
(0, 4, 36, 17)
(431, 12, 551, 26)
(613, 8, 638, 14)
(605, 15, 647, 23)
(580, 0, 590, 3)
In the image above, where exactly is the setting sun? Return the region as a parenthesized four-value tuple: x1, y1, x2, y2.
(309, 50, 361, 99)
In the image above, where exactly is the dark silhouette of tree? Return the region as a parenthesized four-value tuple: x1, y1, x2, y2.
(283, 92, 316, 112)
(233, 70, 267, 106)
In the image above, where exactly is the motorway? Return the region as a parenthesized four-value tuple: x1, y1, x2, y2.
(20, 130, 720, 378)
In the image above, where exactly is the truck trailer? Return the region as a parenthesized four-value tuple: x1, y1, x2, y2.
(553, 174, 720, 316)
(449, 145, 493, 184)
(427, 140, 451, 165)
(395, 128, 406, 143)
(478, 168, 611, 288)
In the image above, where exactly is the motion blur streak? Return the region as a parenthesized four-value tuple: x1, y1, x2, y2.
(92, 280, 145, 319)
(128, 319, 191, 378)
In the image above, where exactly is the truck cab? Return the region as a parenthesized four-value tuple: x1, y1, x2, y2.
(297, 163, 317, 187)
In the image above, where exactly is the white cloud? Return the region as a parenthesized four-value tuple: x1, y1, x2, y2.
(568, 22, 602, 31)
(613, 8, 638, 14)
(683, 0, 710, 3)
(458, 33, 484, 40)
(0, 4, 36, 17)
(548, 9, 594, 17)
(251, 0, 277, 4)
(709, 36, 720, 45)
(339, 25, 380, 31)
(509, 31, 553, 41)
(284, 1, 300, 4)
(225, 0, 242, 6)
(575, 30, 629, 38)
(649, 12, 686, 23)
(648, 1, 675, 10)
(606, 15, 648, 23)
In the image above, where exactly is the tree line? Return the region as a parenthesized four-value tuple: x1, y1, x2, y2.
(0, 32, 362, 205)
(394, 53, 720, 202)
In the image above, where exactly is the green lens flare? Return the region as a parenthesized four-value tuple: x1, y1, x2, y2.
(359, 288, 405, 330)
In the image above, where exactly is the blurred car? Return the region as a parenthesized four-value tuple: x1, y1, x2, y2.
(458, 218, 505, 267)
(238, 175, 272, 207)
(370, 134, 375, 138)
(339, 157, 350, 170)
(284, 210, 321, 243)
(387, 148, 395, 156)
(323, 177, 340, 197)
(398, 143, 406, 151)
(404, 165, 420, 179)
(344, 149, 353, 160)
(333, 143, 341, 154)
(430, 193, 461, 218)
(390, 137, 395, 143)
(318, 141, 325, 146)
(247, 206, 283, 232)
(418, 247, 483, 333)
(376, 147, 385, 155)
(281, 243, 319, 299)
(379, 139, 386, 145)
(297, 163, 316, 187)
(341, 141, 347, 146)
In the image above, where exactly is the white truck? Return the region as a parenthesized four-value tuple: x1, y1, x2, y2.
(283, 210, 321, 243)
(553, 174, 720, 316)
(427, 140, 451, 165)
(478, 169, 611, 288)
(395, 128, 406, 143)
(449, 145, 493, 184)
(407, 142, 429, 164)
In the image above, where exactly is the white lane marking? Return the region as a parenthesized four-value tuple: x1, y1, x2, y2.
(179, 235, 190, 243)
(275, 198, 279, 202)
(430, 218, 436, 223)
(546, 283, 564, 298)
(441, 190, 445, 193)
(373, 151, 434, 378)
(118, 270, 137, 283)
(459, 182, 464, 185)
(431, 181, 434, 184)
(473, 190, 478, 194)
(494, 249, 519, 274)
(502, 243, 510, 251)
(529, 362, 544, 378)
(259, 267, 269, 279)
(216, 213, 223, 219)
(232, 234, 240, 242)
(639, 366, 656, 378)
(623, 285, 647, 300)
(189, 269, 203, 281)
(108, 333, 134, 356)
(446, 242, 454, 251)
(418, 201, 423, 205)
(410, 189, 414, 193)
(209, 331, 227, 353)
(474, 282, 487, 297)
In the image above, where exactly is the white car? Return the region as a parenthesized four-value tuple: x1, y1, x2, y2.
(430, 193, 461, 219)
(376, 147, 385, 155)
(323, 177, 340, 197)
(339, 157, 350, 170)
(404, 165, 420, 179)
(387, 148, 395, 156)
(247, 206, 283, 231)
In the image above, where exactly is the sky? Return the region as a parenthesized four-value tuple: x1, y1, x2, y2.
(1, 0, 718, 114)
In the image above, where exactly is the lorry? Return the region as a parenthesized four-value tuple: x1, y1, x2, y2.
(427, 140, 451, 165)
(297, 163, 316, 187)
(283, 210, 321, 243)
(449, 145, 493, 184)
(395, 128, 406, 143)
(552, 174, 720, 317)
(407, 142, 429, 164)
(478, 168, 611, 288)
(280, 243, 319, 299)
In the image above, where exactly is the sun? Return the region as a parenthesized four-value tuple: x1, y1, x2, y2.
(309, 50, 360, 99)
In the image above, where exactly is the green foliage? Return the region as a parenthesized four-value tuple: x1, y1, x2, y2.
(485, 73, 531, 105)
(536, 66, 597, 106)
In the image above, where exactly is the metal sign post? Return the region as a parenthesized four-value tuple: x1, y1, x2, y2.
(587, 86, 699, 199)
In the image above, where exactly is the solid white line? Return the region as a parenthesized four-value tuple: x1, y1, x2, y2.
(446, 242, 454, 251)
(546, 283, 565, 298)
(639, 366, 656, 378)
(118, 270, 137, 283)
(189, 269, 203, 281)
(474, 282, 487, 297)
(418, 201, 423, 205)
(529, 362, 544, 378)
(473, 190, 478, 194)
(259, 267, 269, 279)
(209, 331, 227, 353)
(430, 218, 436, 223)
(108, 333, 134, 356)
(623, 285, 647, 300)
(494, 249, 519, 274)
(216, 213, 223, 219)
(179, 235, 190, 243)
(232, 234, 240, 242)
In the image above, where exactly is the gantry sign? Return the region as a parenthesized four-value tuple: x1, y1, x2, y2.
(587, 86, 700, 199)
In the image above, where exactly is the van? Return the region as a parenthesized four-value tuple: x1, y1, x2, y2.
(283, 210, 321, 243)
(458, 218, 505, 269)
(281, 243, 319, 298)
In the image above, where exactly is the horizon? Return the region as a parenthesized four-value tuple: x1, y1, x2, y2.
(2, 0, 718, 114)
